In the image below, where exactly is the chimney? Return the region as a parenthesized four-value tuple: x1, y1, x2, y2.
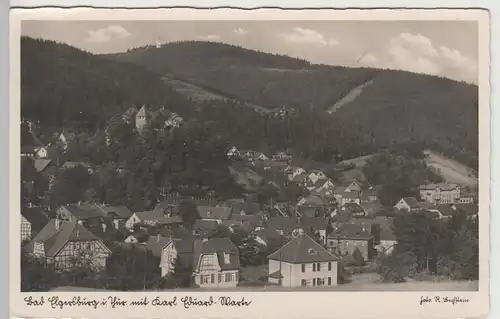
(101, 223, 107, 233)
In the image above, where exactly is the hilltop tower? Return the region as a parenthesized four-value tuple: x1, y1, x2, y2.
(135, 105, 150, 133)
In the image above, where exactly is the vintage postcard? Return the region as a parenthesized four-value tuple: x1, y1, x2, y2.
(10, 7, 490, 319)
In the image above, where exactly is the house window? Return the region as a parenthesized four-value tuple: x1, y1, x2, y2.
(313, 263, 316, 272)
(218, 274, 223, 283)
(201, 275, 211, 284)
(317, 263, 321, 271)
(301, 264, 306, 273)
(200, 255, 216, 271)
(210, 274, 215, 283)
(328, 277, 332, 285)
(312, 278, 316, 286)
(328, 262, 332, 271)
(301, 279, 307, 287)
(317, 278, 325, 286)
(225, 272, 232, 282)
(224, 253, 231, 264)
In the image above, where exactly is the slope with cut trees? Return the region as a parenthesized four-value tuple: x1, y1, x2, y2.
(107, 41, 478, 168)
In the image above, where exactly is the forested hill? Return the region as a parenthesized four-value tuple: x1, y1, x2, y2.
(107, 41, 478, 169)
(21, 37, 195, 131)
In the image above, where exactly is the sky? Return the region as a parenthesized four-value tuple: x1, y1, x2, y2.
(21, 20, 478, 84)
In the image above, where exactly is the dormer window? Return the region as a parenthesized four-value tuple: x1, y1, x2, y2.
(224, 252, 230, 264)
(308, 248, 318, 255)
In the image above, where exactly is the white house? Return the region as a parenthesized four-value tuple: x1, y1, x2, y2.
(192, 238, 240, 288)
(394, 197, 421, 212)
(308, 170, 327, 184)
(267, 232, 339, 288)
(419, 183, 461, 204)
(35, 147, 48, 159)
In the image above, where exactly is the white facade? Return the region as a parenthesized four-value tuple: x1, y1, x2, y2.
(125, 213, 141, 230)
(193, 253, 239, 288)
(268, 259, 338, 288)
(419, 185, 460, 204)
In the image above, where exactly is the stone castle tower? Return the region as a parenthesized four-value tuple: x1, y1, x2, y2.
(135, 105, 150, 133)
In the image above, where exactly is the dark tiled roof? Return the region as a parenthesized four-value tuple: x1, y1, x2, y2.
(25, 219, 106, 257)
(300, 217, 329, 231)
(267, 216, 299, 233)
(34, 159, 52, 172)
(95, 205, 133, 219)
(329, 223, 373, 240)
(435, 204, 456, 217)
(62, 205, 105, 220)
(146, 235, 172, 257)
(268, 234, 339, 263)
(21, 207, 50, 232)
(299, 195, 327, 206)
(254, 228, 283, 243)
(193, 219, 218, 231)
(134, 210, 164, 222)
(197, 206, 232, 220)
(419, 183, 459, 191)
(230, 202, 261, 215)
(401, 197, 421, 209)
(193, 238, 240, 271)
(360, 203, 383, 216)
(341, 203, 365, 214)
(127, 231, 150, 243)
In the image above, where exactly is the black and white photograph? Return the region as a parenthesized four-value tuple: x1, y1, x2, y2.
(10, 7, 490, 319)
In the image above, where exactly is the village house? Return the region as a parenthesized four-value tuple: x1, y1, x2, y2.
(21, 206, 50, 242)
(268, 232, 340, 288)
(155, 237, 195, 277)
(197, 206, 233, 224)
(336, 203, 367, 218)
(419, 183, 461, 204)
(254, 228, 285, 247)
(24, 219, 112, 272)
(192, 219, 219, 237)
(299, 217, 331, 245)
(165, 112, 183, 128)
(58, 130, 76, 150)
(34, 158, 53, 173)
(360, 202, 383, 218)
(230, 202, 261, 216)
(125, 210, 182, 230)
(94, 205, 133, 229)
(135, 105, 151, 133)
(192, 237, 240, 288)
(335, 180, 362, 193)
(339, 191, 361, 206)
(394, 197, 421, 212)
(285, 166, 307, 181)
(360, 188, 379, 204)
(226, 146, 240, 158)
(272, 151, 292, 162)
(326, 223, 374, 261)
(266, 216, 300, 236)
(222, 214, 263, 233)
(124, 231, 150, 244)
(350, 217, 397, 256)
(56, 204, 106, 229)
(307, 170, 327, 184)
(253, 152, 269, 161)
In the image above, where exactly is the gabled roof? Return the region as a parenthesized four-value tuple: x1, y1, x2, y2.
(329, 223, 373, 240)
(134, 210, 165, 223)
(291, 173, 308, 183)
(435, 204, 457, 217)
(95, 205, 133, 219)
(298, 195, 327, 206)
(268, 234, 339, 263)
(25, 219, 105, 257)
(136, 105, 149, 117)
(300, 217, 329, 231)
(146, 235, 172, 257)
(230, 202, 260, 215)
(193, 219, 219, 231)
(21, 207, 50, 231)
(400, 197, 421, 209)
(341, 202, 365, 214)
(193, 238, 240, 271)
(34, 159, 52, 172)
(254, 228, 284, 243)
(197, 206, 232, 220)
(267, 216, 299, 233)
(419, 183, 459, 191)
(61, 204, 104, 220)
(360, 202, 383, 216)
(127, 231, 150, 243)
